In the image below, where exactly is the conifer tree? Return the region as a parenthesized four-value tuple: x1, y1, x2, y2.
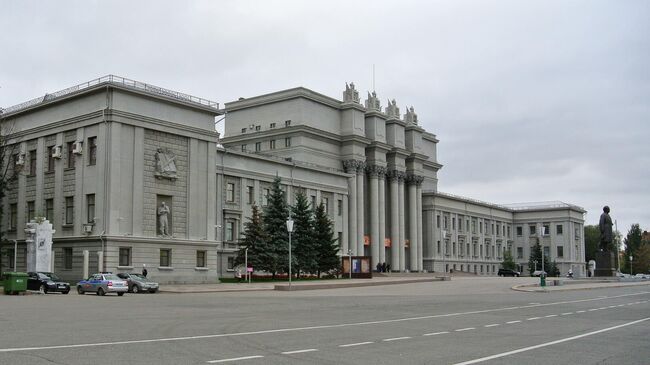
(261, 176, 289, 279)
(291, 191, 317, 277)
(314, 202, 340, 277)
(501, 250, 516, 271)
(527, 241, 550, 276)
(235, 204, 266, 273)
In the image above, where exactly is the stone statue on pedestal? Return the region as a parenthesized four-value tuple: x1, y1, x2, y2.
(595, 205, 616, 277)
(599, 206, 613, 251)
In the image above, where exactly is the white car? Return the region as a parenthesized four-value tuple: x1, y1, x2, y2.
(532, 270, 547, 277)
(634, 273, 649, 279)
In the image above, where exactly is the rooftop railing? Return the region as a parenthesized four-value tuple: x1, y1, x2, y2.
(1, 75, 219, 115)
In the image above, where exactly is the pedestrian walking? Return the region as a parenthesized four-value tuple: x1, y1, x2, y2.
(142, 264, 148, 278)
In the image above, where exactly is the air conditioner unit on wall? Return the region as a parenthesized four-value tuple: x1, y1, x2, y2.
(72, 141, 83, 154)
(52, 145, 62, 159)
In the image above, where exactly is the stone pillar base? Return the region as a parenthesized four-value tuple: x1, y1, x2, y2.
(594, 251, 616, 277)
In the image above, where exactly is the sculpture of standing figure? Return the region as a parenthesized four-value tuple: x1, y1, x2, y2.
(158, 202, 171, 236)
(598, 206, 613, 251)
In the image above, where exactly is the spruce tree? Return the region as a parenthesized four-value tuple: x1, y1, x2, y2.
(291, 191, 317, 277)
(261, 176, 290, 279)
(314, 202, 340, 278)
(527, 241, 550, 276)
(501, 250, 516, 270)
(235, 204, 266, 274)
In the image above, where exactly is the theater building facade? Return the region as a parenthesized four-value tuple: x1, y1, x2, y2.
(0, 76, 586, 283)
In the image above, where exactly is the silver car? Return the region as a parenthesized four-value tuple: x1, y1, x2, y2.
(116, 273, 160, 293)
(77, 273, 128, 296)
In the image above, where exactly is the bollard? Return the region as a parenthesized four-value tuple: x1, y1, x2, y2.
(540, 273, 546, 287)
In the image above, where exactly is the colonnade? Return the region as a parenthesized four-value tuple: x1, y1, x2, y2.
(343, 159, 424, 272)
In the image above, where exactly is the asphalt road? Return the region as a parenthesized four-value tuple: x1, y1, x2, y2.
(1, 277, 648, 365)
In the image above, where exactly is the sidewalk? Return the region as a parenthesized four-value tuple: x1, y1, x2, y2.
(512, 278, 650, 292)
(160, 275, 442, 293)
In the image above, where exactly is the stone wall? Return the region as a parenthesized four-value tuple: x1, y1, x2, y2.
(143, 129, 188, 238)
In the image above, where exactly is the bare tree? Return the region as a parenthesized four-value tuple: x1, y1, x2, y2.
(0, 113, 22, 274)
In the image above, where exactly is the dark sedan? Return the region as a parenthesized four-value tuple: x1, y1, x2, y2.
(27, 272, 70, 294)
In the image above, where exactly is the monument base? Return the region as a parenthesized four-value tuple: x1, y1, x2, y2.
(594, 251, 617, 277)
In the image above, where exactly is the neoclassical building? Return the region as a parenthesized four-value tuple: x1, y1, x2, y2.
(0, 76, 586, 283)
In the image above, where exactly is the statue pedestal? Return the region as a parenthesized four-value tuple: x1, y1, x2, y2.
(594, 251, 616, 277)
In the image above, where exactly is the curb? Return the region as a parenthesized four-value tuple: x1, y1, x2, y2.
(274, 277, 441, 291)
(512, 281, 650, 293)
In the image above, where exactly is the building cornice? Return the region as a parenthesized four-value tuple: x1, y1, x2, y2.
(225, 87, 345, 112)
(385, 118, 406, 127)
(422, 131, 439, 143)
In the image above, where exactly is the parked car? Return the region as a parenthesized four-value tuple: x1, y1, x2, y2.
(532, 270, 547, 277)
(116, 273, 159, 293)
(634, 273, 649, 279)
(76, 273, 128, 296)
(497, 269, 521, 277)
(27, 272, 70, 294)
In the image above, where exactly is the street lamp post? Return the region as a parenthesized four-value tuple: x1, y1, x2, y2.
(534, 260, 538, 272)
(347, 249, 352, 279)
(244, 247, 249, 283)
(286, 217, 294, 290)
(630, 256, 633, 276)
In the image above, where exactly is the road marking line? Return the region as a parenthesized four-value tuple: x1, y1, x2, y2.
(598, 307, 608, 310)
(607, 306, 617, 309)
(207, 355, 264, 363)
(382, 337, 411, 342)
(526, 317, 541, 321)
(561, 313, 573, 316)
(616, 305, 625, 307)
(588, 309, 599, 311)
(544, 314, 558, 318)
(484, 324, 500, 327)
(528, 302, 541, 305)
(627, 303, 634, 305)
(423, 331, 449, 336)
(506, 321, 521, 324)
(2, 292, 649, 353)
(452, 317, 650, 365)
(576, 310, 586, 313)
(455, 328, 475, 332)
(339, 342, 373, 347)
(281, 349, 318, 355)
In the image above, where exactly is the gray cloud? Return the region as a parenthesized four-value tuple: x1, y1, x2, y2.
(1, 0, 648, 233)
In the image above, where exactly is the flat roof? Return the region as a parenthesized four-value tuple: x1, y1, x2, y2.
(1, 75, 220, 117)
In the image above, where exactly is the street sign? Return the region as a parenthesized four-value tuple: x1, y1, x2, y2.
(247, 267, 253, 273)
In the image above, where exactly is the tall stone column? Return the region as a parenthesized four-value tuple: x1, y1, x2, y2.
(389, 172, 399, 271)
(398, 172, 406, 271)
(408, 175, 418, 272)
(368, 165, 380, 268)
(416, 178, 424, 271)
(378, 168, 386, 266)
(356, 162, 366, 255)
(343, 160, 360, 255)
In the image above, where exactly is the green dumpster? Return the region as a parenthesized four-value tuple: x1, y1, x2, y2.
(3, 272, 29, 295)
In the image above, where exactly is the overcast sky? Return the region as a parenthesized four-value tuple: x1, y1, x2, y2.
(1, 0, 648, 234)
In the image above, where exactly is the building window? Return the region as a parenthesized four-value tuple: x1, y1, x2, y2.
(9, 204, 17, 230)
(86, 194, 95, 223)
(285, 120, 291, 127)
(516, 226, 522, 236)
(88, 137, 97, 165)
(285, 137, 291, 147)
(67, 141, 75, 168)
(496, 224, 500, 236)
(529, 225, 536, 235)
(480, 221, 483, 234)
(270, 122, 276, 129)
(269, 140, 276, 150)
(452, 217, 456, 230)
(557, 246, 564, 258)
(262, 188, 270, 206)
(241, 144, 246, 152)
(119, 247, 131, 266)
(196, 250, 207, 268)
(255, 142, 261, 152)
(45, 199, 54, 222)
(241, 128, 247, 133)
(543, 246, 550, 258)
(516, 247, 523, 259)
(226, 183, 235, 202)
(47, 146, 55, 172)
(311, 195, 316, 208)
(575, 226, 581, 239)
(507, 226, 511, 238)
(247, 186, 254, 204)
(436, 215, 440, 228)
(160, 249, 172, 267)
(227, 256, 235, 271)
(556, 224, 563, 235)
(226, 220, 234, 241)
(64, 248, 73, 270)
(29, 149, 37, 175)
(437, 241, 441, 254)
(337, 199, 342, 216)
(459, 219, 463, 232)
(542, 224, 550, 236)
(7, 248, 15, 269)
(27, 201, 35, 222)
(322, 198, 329, 213)
(255, 125, 261, 131)
(65, 197, 74, 225)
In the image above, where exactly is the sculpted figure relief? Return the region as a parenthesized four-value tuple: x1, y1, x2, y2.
(155, 148, 177, 179)
(158, 202, 171, 236)
(598, 206, 613, 251)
